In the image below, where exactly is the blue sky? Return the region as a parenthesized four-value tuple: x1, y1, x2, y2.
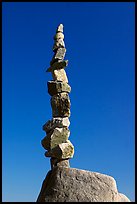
(2, 2, 135, 202)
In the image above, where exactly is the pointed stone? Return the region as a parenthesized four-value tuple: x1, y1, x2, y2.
(51, 93, 71, 117)
(43, 117, 70, 133)
(45, 140, 74, 159)
(56, 24, 63, 33)
(41, 127, 70, 150)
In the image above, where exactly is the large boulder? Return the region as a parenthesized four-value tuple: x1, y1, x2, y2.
(36, 166, 130, 202)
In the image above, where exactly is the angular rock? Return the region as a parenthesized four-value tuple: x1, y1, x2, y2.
(47, 81, 71, 96)
(50, 48, 66, 66)
(37, 166, 130, 202)
(52, 117, 70, 128)
(51, 93, 71, 117)
(41, 127, 70, 150)
(56, 24, 63, 33)
(54, 32, 64, 40)
(43, 117, 70, 133)
(52, 69, 68, 83)
(46, 60, 68, 72)
(45, 140, 74, 159)
(50, 158, 70, 169)
(53, 38, 65, 51)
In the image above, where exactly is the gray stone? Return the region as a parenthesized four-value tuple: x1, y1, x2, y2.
(50, 158, 70, 169)
(53, 38, 65, 51)
(45, 140, 74, 159)
(46, 60, 68, 72)
(50, 48, 66, 66)
(51, 93, 71, 117)
(43, 117, 70, 133)
(56, 24, 63, 33)
(47, 81, 71, 96)
(36, 167, 130, 202)
(41, 127, 70, 150)
(52, 69, 68, 83)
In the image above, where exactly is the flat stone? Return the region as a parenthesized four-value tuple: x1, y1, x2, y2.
(43, 117, 70, 133)
(54, 32, 64, 40)
(41, 127, 70, 150)
(47, 81, 71, 96)
(53, 38, 65, 51)
(56, 24, 63, 33)
(52, 69, 68, 83)
(51, 93, 71, 117)
(45, 140, 74, 159)
(37, 167, 130, 202)
(46, 60, 68, 72)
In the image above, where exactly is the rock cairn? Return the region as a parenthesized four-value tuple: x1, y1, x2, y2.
(41, 24, 74, 169)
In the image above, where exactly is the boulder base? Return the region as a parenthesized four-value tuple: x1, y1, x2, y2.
(36, 166, 130, 202)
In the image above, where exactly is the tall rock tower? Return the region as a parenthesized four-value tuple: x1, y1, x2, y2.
(41, 24, 74, 169)
(37, 24, 130, 202)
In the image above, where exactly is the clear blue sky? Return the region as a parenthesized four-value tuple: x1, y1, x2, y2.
(2, 2, 135, 202)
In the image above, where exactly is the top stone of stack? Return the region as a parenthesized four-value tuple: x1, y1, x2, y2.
(52, 24, 65, 53)
(56, 24, 63, 33)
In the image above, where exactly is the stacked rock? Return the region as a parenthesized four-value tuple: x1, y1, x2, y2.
(41, 24, 74, 169)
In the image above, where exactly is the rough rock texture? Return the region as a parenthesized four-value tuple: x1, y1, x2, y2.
(46, 60, 68, 72)
(50, 48, 66, 66)
(47, 81, 71, 96)
(52, 69, 68, 83)
(41, 127, 70, 150)
(37, 166, 130, 202)
(45, 140, 74, 159)
(51, 93, 71, 117)
(53, 38, 65, 51)
(43, 117, 70, 133)
(50, 158, 70, 169)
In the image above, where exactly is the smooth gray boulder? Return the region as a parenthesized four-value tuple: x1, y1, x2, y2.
(37, 166, 130, 202)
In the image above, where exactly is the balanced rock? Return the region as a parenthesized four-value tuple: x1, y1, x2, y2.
(52, 69, 68, 83)
(54, 32, 64, 40)
(50, 158, 70, 169)
(37, 166, 130, 202)
(41, 127, 70, 150)
(53, 38, 65, 51)
(47, 81, 71, 96)
(50, 48, 66, 66)
(51, 93, 71, 117)
(56, 24, 63, 33)
(45, 140, 74, 159)
(43, 117, 70, 133)
(46, 60, 68, 72)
